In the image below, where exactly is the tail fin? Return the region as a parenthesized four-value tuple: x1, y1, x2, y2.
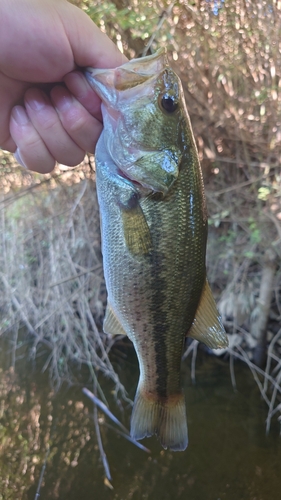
(130, 389, 188, 451)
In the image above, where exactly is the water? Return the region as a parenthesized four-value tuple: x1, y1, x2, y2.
(0, 340, 280, 500)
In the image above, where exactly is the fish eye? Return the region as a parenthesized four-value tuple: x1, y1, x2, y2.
(160, 94, 178, 113)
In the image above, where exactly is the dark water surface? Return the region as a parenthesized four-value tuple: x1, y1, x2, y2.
(0, 340, 280, 500)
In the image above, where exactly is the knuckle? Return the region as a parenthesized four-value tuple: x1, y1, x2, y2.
(67, 116, 86, 135)
(23, 133, 45, 151)
(37, 115, 58, 133)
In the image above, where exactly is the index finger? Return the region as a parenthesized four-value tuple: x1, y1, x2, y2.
(64, 71, 102, 121)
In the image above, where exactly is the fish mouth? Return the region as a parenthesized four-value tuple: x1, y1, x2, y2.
(84, 49, 167, 106)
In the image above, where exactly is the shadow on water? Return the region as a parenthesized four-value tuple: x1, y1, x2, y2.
(0, 337, 280, 500)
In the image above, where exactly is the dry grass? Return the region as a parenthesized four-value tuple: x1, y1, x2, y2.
(0, 160, 128, 404)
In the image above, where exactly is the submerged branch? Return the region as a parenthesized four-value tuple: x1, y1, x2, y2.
(83, 388, 150, 453)
(93, 402, 112, 481)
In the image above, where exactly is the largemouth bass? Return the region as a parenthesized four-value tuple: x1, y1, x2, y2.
(85, 50, 228, 451)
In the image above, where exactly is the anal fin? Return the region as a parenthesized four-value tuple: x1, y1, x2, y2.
(103, 303, 127, 336)
(187, 279, 228, 349)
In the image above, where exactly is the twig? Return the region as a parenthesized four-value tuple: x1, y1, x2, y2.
(34, 417, 58, 500)
(265, 403, 281, 422)
(182, 339, 198, 361)
(191, 341, 198, 384)
(206, 157, 275, 168)
(263, 329, 281, 393)
(266, 369, 281, 435)
(212, 174, 265, 196)
(93, 401, 112, 481)
(81, 330, 109, 407)
(91, 372, 111, 482)
(85, 305, 129, 403)
(49, 263, 102, 288)
(229, 352, 237, 391)
(102, 422, 150, 453)
(83, 388, 128, 434)
(83, 388, 150, 453)
(142, 2, 175, 56)
(94, 409, 111, 481)
(228, 346, 273, 406)
(34, 445, 51, 500)
(66, 180, 87, 232)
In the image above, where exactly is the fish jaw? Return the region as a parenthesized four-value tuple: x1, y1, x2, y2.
(84, 49, 166, 108)
(85, 48, 166, 100)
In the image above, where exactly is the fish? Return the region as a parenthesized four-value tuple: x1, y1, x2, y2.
(85, 49, 228, 452)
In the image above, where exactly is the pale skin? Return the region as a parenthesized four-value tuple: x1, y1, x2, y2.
(0, 0, 127, 173)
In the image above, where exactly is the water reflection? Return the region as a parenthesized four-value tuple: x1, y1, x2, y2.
(0, 343, 280, 500)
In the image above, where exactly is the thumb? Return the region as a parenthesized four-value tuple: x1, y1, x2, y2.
(61, 2, 128, 69)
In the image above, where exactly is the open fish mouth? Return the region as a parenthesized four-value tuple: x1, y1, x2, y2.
(85, 49, 166, 99)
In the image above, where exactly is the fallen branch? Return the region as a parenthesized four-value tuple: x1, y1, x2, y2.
(83, 388, 150, 453)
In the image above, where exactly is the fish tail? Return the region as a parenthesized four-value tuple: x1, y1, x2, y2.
(157, 396, 188, 451)
(130, 389, 188, 451)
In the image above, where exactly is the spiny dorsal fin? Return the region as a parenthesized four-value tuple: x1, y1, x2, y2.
(103, 303, 127, 336)
(187, 279, 228, 349)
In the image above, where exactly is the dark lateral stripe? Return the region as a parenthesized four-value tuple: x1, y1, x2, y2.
(150, 245, 169, 399)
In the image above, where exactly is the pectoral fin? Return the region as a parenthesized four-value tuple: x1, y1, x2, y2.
(103, 303, 127, 336)
(121, 202, 152, 256)
(187, 279, 228, 349)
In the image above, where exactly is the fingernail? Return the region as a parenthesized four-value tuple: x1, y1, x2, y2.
(57, 94, 74, 112)
(14, 149, 27, 168)
(11, 106, 30, 126)
(51, 87, 74, 112)
(26, 89, 48, 111)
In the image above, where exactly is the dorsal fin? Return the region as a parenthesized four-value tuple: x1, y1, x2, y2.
(103, 303, 127, 336)
(187, 279, 228, 349)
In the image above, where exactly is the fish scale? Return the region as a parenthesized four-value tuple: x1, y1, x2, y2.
(85, 50, 228, 451)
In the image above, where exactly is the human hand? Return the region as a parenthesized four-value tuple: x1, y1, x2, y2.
(0, 0, 127, 173)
